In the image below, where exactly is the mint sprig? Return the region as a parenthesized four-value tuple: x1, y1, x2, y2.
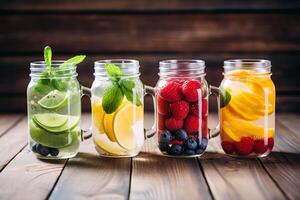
(33, 46, 86, 94)
(102, 64, 142, 114)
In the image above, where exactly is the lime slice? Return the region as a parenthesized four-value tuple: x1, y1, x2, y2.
(30, 119, 79, 148)
(33, 114, 80, 133)
(38, 90, 69, 111)
(33, 113, 68, 128)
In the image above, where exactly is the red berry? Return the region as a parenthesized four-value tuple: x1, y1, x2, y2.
(170, 100, 189, 119)
(189, 99, 208, 116)
(221, 141, 235, 154)
(184, 115, 199, 134)
(182, 79, 202, 102)
(165, 117, 183, 131)
(158, 113, 166, 130)
(157, 95, 170, 115)
(159, 81, 182, 102)
(201, 116, 208, 138)
(253, 139, 268, 154)
(169, 140, 184, 145)
(268, 137, 274, 150)
(235, 137, 254, 156)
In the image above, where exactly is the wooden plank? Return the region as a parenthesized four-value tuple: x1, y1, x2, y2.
(0, 149, 66, 200)
(258, 114, 300, 200)
(0, 117, 28, 171)
(129, 115, 212, 200)
(0, 14, 299, 54)
(48, 115, 131, 200)
(0, 114, 22, 137)
(198, 115, 286, 200)
(1, 0, 300, 12)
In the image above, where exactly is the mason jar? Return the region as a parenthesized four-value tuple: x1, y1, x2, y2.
(218, 59, 275, 157)
(152, 60, 218, 157)
(27, 61, 86, 159)
(91, 59, 155, 157)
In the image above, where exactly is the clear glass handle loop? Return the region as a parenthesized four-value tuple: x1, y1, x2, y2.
(80, 86, 92, 141)
(209, 85, 220, 139)
(144, 85, 157, 139)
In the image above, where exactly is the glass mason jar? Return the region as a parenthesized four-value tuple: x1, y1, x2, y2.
(91, 59, 155, 157)
(218, 59, 275, 157)
(153, 60, 218, 157)
(27, 61, 90, 159)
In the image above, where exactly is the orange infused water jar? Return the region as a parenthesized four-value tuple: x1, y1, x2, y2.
(219, 59, 275, 157)
(90, 60, 154, 157)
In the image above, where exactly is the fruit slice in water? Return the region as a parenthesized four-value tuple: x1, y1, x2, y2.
(38, 90, 69, 111)
(33, 114, 80, 133)
(94, 134, 126, 156)
(30, 119, 78, 148)
(33, 113, 68, 128)
(92, 101, 105, 133)
(113, 103, 143, 150)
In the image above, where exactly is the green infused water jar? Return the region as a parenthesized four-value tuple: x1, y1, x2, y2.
(27, 47, 88, 159)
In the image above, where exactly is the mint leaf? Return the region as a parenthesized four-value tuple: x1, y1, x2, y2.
(120, 80, 142, 106)
(102, 85, 124, 114)
(105, 64, 123, 78)
(44, 46, 52, 68)
(220, 88, 231, 108)
(59, 55, 86, 68)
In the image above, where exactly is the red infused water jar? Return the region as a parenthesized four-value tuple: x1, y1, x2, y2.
(154, 60, 212, 157)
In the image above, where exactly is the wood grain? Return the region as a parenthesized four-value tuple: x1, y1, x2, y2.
(0, 14, 299, 54)
(0, 115, 22, 137)
(1, 0, 300, 12)
(0, 149, 66, 200)
(0, 117, 28, 171)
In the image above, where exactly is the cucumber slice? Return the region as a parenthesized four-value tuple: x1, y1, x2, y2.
(30, 119, 79, 148)
(33, 113, 68, 128)
(38, 90, 69, 111)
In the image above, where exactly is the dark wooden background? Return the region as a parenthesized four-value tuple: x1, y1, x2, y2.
(1, 0, 300, 112)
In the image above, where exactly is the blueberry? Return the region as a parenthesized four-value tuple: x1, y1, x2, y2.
(159, 130, 173, 143)
(37, 144, 49, 156)
(49, 148, 59, 156)
(185, 138, 198, 150)
(31, 144, 37, 153)
(168, 144, 183, 155)
(195, 148, 205, 155)
(185, 149, 195, 155)
(198, 138, 208, 150)
(159, 142, 170, 152)
(175, 129, 188, 141)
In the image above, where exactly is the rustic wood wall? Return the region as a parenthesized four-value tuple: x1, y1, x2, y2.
(0, 0, 299, 112)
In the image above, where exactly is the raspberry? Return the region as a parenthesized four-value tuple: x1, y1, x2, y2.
(170, 100, 189, 119)
(184, 115, 199, 134)
(221, 141, 235, 154)
(235, 137, 254, 156)
(169, 140, 184, 145)
(165, 117, 183, 131)
(201, 116, 208, 138)
(159, 81, 182, 102)
(182, 79, 202, 102)
(189, 99, 208, 116)
(268, 137, 274, 150)
(253, 139, 268, 154)
(158, 113, 166, 130)
(157, 95, 170, 115)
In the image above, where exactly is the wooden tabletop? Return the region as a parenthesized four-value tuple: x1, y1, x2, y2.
(0, 113, 299, 200)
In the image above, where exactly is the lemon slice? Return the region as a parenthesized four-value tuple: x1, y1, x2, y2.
(38, 90, 69, 111)
(113, 103, 143, 150)
(92, 101, 105, 133)
(94, 134, 126, 156)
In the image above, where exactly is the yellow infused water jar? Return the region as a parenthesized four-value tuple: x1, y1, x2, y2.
(219, 59, 275, 157)
(91, 59, 153, 157)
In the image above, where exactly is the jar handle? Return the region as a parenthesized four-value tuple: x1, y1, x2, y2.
(144, 85, 157, 139)
(209, 85, 220, 138)
(80, 86, 93, 140)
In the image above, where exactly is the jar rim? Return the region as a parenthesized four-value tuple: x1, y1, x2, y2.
(223, 59, 271, 74)
(94, 59, 140, 77)
(159, 59, 206, 78)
